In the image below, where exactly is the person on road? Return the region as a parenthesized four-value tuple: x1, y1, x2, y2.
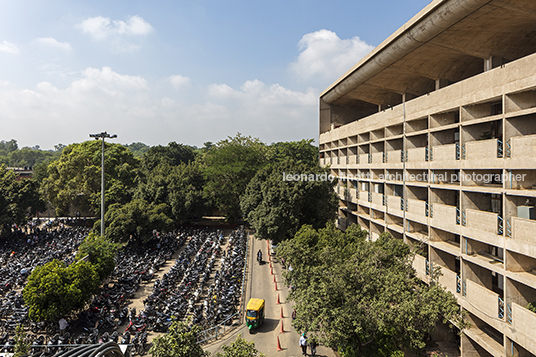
(257, 249, 262, 262)
(299, 333, 308, 356)
(309, 337, 317, 356)
(59, 317, 68, 336)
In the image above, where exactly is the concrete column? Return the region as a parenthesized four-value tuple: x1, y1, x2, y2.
(484, 56, 503, 71)
(435, 78, 449, 90)
(461, 335, 481, 357)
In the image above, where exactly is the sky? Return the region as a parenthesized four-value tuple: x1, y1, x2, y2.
(0, 0, 431, 150)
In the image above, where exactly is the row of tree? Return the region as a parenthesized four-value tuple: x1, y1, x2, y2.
(1, 134, 337, 245)
(277, 224, 466, 357)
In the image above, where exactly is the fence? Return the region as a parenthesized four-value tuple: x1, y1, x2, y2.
(196, 231, 250, 344)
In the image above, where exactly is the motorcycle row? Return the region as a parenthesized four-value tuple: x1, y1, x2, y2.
(0, 224, 248, 356)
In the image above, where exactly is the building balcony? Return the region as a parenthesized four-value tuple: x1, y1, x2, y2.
(385, 150, 404, 168)
(370, 192, 384, 210)
(510, 302, 536, 355)
(464, 209, 500, 235)
(511, 216, 536, 245)
(387, 195, 404, 217)
(463, 139, 503, 169)
(406, 198, 428, 225)
(431, 143, 457, 162)
(464, 279, 502, 322)
(349, 188, 358, 202)
(507, 134, 536, 167)
(413, 254, 428, 282)
(506, 216, 536, 257)
(430, 203, 458, 232)
(437, 266, 458, 296)
(371, 152, 384, 166)
(463, 328, 505, 357)
(359, 153, 370, 167)
(407, 147, 427, 162)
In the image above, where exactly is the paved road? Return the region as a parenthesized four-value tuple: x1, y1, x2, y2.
(204, 233, 337, 357)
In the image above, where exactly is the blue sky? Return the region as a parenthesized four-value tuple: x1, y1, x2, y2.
(0, 0, 431, 150)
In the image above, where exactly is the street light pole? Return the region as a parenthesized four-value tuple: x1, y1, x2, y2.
(89, 131, 117, 236)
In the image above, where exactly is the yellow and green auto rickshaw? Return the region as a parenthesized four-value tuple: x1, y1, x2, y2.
(246, 298, 265, 333)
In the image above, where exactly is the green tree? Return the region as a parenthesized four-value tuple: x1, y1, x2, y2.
(13, 324, 30, 357)
(103, 199, 173, 243)
(0, 166, 45, 236)
(75, 233, 118, 280)
(125, 142, 151, 158)
(8, 147, 53, 167)
(0, 139, 18, 158)
(268, 139, 318, 167)
(23, 260, 100, 322)
(240, 160, 338, 244)
(41, 140, 139, 216)
(277, 224, 465, 357)
(202, 133, 267, 221)
(141, 142, 195, 171)
(216, 334, 265, 357)
(136, 163, 207, 224)
(149, 318, 208, 357)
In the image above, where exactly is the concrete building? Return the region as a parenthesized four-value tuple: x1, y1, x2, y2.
(319, 0, 536, 356)
(6, 166, 33, 180)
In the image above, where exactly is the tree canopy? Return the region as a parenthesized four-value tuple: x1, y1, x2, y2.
(103, 199, 173, 243)
(277, 224, 465, 357)
(23, 260, 100, 322)
(0, 166, 44, 236)
(267, 139, 319, 167)
(75, 233, 118, 280)
(141, 142, 196, 172)
(135, 163, 206, 224)
(215, 334, 266, 357)
(41, 140, 139, 216)
(240, 160, 338, 244)
(202, 133, 268, 221)
(149, 318, 208, 357)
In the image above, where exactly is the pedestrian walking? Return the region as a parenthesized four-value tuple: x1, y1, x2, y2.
(309, 337, 317, 356)
(299, 333, 308, 356)
(59, 317, 68, 336)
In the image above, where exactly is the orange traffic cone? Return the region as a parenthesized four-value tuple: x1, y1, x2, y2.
(274, 281, 278, 291)
(276, 336, 283, 351)
(270, 266, 273, 275)
(273, 275, 276, 284)
(279, 319, 285, 333)
(280, 306, 284, 319)
(276, 293, 281, 304)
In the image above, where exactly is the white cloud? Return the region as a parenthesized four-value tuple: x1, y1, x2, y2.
(169, 75, 191, 89)
(290, 29, 375, 83)
(34, 37, 72, 51)
(0, 70, 319, 150)
(78, 15, 154, 41)
(0, 41, 20, 54)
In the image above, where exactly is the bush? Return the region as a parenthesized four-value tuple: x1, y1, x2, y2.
(23, 260, 99, 321)
(76, 233, 118, 280)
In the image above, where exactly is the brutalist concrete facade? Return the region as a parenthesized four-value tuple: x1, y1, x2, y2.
(319, 0, 536, 356)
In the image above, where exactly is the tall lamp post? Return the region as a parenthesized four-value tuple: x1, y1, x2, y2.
(89, 131, 117, 236)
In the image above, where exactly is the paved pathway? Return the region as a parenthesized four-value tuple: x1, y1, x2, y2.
(204, 234, 337, 357)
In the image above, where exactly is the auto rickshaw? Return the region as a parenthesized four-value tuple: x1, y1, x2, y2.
(246, 298, 265, 333)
